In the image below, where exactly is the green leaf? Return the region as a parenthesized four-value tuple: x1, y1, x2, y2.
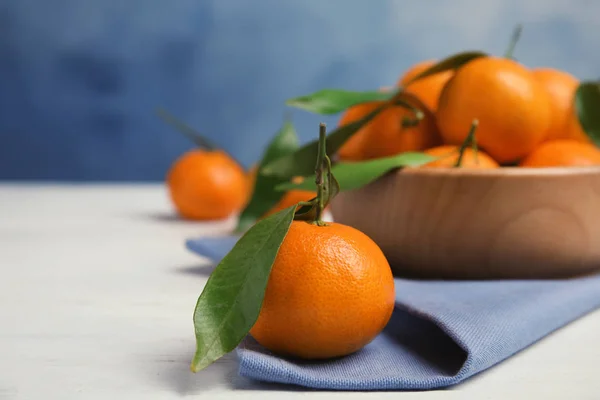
(156, 108, 217, 150)
(236, 121, 299, 232)
(276, 152, 437, 192)
(191, 205, 296, 372)
(401, 51, 488, 87)
(261, 102, 390, 178)
(574, 81, 600, 147)
(285, 89, 394, 115)
(326, 161, 341, 203)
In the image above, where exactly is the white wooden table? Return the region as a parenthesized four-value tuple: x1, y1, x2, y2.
(1, 184, 599, 400)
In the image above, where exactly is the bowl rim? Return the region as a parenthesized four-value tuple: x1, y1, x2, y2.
(400, 165, 600, 177)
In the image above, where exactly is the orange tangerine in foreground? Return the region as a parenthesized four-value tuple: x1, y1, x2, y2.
(250, 220, 395, 359)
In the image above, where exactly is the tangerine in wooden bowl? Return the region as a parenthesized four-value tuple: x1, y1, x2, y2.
(330, 166, 600, 280)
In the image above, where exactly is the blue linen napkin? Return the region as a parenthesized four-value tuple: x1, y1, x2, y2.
(186, 236, 600, 390)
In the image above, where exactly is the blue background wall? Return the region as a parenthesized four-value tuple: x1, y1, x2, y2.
(1, 0, 599, 181)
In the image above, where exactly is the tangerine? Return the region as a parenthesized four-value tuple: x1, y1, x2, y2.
(337, 101, 383, 161)
(262, 189, 317, 219)
(519, 139, 600, 167)
(363, 96, 441, 160)
(167, 150, 248, 220)
(532, 68, 580, 141)
(564, 97, 593, 144)
(436, 56, 551, 164)
(250, 221, 395, 359)
(397, 60, 453, 112)
(422, 145, 499, 169)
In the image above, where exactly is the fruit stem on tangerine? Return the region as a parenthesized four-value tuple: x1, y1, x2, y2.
(471, 127, 479, 164)
(155, 107, 217, 151)
(504, 24, 523, 60)
(401, 115, 422, 128)
(313, 123, 328, 226)
(393, 97, 424, 128)
(454, 119, 479, 168)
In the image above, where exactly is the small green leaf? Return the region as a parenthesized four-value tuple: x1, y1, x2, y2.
(261, 102, 390, 178)
(574, 81, 600, 147)
(156, 108, 217, 151)
(326, 161, 341, 203)
(236, 121, 300, 232)
(286, 89, 394, 115)
(191, 206, 296, 372)
(276, 152, 437, 192)
(402, 51, 488, 87)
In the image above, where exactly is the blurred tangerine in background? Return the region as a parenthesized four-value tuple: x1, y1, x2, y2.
(421, 145, 499, 169)
(262, 176, 317, 219)
(337, 102, 383, 162)
(436, 56, 552, 164)
(167, 149, 248, 220)
(531, 68, 580, 142)
(363, 96, 442, 160)
(397, 59, 453, 113)
(519, 140, 600, 168)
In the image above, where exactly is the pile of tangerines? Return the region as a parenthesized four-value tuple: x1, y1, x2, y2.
(338, 56, 600, 169)
(164, 53, 600, 223)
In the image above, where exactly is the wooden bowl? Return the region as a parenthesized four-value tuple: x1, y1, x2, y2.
(330, 167, 600, 280)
